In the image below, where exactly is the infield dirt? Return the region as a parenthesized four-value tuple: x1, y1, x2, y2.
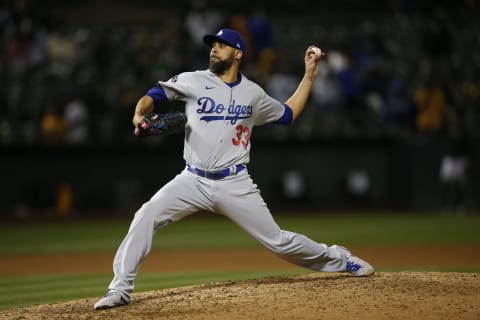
(1, 272, 479, 320)
(1, 245, 479, 319)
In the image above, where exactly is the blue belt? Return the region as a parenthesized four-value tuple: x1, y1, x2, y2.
(187, 164, 245, 180)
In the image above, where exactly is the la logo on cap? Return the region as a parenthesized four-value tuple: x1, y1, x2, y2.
(217, 30, 223, 36)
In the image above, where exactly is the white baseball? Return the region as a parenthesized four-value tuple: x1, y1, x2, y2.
(312, 47, 322, 56)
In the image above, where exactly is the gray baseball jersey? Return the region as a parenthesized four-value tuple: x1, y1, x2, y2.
(158, 70, 285, 169)
(106, 70, 351, 297)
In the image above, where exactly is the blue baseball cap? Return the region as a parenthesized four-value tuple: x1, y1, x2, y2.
(203, 29, 246, 54)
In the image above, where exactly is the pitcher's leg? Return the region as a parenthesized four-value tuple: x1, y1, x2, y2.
(216, 173, 348, 272)
(227, 207, 348, 271)
(108, 201, 194, 295)
(108, 172, 212, 295)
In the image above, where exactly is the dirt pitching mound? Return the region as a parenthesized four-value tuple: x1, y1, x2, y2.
(2, 272, 479, 320)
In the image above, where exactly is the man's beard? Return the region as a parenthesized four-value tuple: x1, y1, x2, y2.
(209, 53, 235, 75)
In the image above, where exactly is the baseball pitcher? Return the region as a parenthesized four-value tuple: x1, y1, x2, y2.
(94, 28, 374, 310)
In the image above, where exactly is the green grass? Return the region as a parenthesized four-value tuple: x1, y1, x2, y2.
(0, 212, 479, 311)
(0, 212, 479, 255)
(276, 213, 480, 245)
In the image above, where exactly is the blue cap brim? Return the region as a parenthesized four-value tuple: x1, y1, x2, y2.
(203, 35, 243, 53)
(204, 35, 227, 47)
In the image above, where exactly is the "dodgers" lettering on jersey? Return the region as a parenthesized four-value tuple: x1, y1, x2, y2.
(196, 97, 253, 124)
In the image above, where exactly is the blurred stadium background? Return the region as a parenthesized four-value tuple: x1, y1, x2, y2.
(1, 0, 479, 218)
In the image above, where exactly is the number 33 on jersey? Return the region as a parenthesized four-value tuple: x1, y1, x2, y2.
(232, 124, 251, 149)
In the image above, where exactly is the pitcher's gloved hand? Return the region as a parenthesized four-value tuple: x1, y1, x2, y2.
(134, 112, 187, 137)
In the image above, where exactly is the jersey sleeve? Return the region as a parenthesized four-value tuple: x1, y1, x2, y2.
(275, 104, 293, 125)
(156, 73, 193, 102)
(255, 90, 292, 126)
(145, 86, 168, 108)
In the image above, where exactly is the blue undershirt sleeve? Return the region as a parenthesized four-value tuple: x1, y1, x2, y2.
(145, 85, 169, 108)
(275, 104, 293, 125)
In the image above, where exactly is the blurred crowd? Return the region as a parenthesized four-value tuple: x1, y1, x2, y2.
(1, 0, 479, 149)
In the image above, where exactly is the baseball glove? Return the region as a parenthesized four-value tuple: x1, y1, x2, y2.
(134, 112, 187, 137)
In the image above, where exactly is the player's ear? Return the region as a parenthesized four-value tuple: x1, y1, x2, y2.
(235, 50, 243, 60)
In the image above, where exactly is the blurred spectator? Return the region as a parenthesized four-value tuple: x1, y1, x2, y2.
(382, 77, 415, 131)
(336, 52, 364, 108)
(438, 106, 471, 214)
(45, 28, 76, 74)
(185, 0, 223, 47)
(354, 20, 389, 95)
(247, 7, 273, 62)
(230, 13, 253, 63)
(413, 75, 449, 133)
(335, 50, 375, 135)
(185, 0, 224, 69)
(5, 0, 45, 75)
(6, 23, 33, 75)
(308, 51, 344, 137)
(311, 58, 342, 113)
(64, 93, 89, 145)
(266, 52, 300, 103)
(353, 20, 390, 129)
(41, 99, 65, 145)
